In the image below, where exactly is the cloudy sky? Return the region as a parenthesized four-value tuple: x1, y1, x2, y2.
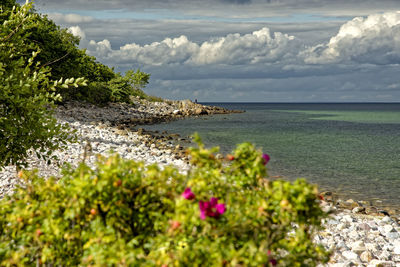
(30, 0, 400, 102)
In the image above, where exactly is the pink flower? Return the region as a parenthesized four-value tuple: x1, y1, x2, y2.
(262, 153, 270, 165)
(182, 187, 195, 200)
(199, 197, 226, 220)
(267, 250, 277, 266)
(269, 259, 277, 266)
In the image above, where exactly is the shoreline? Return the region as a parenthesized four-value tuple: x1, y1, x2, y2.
(0, 100, 399, 266)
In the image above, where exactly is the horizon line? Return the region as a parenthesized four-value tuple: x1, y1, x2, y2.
(199, 101, 400, 104)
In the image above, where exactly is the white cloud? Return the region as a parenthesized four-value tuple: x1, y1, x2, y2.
(67, 26, 86, 39)
(84, 13, 400, 71)
(48, 13, 94, 24)
(303, 11, 400, 64)
(86, 27, 299, 66)
(119, 36, 199, 66)
(191, 28, 297, 65)
(88, 39, 112, 56)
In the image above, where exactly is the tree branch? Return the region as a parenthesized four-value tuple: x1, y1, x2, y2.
(40, 51, 71, 68)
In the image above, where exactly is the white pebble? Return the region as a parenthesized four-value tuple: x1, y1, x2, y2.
(342, 251, 359, 261)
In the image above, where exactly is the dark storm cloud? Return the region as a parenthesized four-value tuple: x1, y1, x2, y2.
(220, 0, 252, 4)
(32, 0, 400, 18)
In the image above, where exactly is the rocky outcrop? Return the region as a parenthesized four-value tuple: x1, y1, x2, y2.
(57, 99, 243, 129)
(174, 99, 242, 117)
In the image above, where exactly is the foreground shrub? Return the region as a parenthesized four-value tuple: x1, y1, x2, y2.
(0, 135, 330, 266)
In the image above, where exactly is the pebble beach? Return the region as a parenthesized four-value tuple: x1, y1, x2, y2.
(0, 100, 399, 266)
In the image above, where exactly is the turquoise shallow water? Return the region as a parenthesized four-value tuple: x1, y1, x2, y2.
(145, 103, 400, 208)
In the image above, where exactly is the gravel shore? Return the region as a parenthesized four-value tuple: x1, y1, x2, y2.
(0, 100, 399, 266)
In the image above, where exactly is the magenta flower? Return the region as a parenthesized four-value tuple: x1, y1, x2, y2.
(199, 197, 226, 220)
(267, 250, 277, 266)
(269, 259, 277, 266)
(182, 187, 195, 200)
(262, 153, 270, 165)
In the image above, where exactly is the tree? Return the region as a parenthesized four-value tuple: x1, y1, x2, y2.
(0, 1, 86, 169)
(125, 69, 150, 91)
(1, 1, 156, 105)
(107, 69, 151, 102)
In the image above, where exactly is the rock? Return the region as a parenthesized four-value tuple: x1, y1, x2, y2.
(368, 260, 394, 267)
(179, 99, 194, 110)
(194, 108, 208, 115)
(358, 223, 371, 231)
(394, 245, 400, 255)
(349, 230, 360, 239)
(351, 240, 366, 254)
(360, 251, 373, 262)
(382, 216, 392, 223)
(137, 128, 145, 135)
(321, 203, 335, 213)
(379, 210, 391, 216)
(352, 206, 366, 213)
(385, 231, 399, 240)
(337, 222, 347, 230)
(365, 242, 378, 253)
(172, 109, 181, 115)
(383, 224, 394, 233)
(342, 251, 359, 261)
(116, 129, 128, 136)
(342, 214, 355, 223)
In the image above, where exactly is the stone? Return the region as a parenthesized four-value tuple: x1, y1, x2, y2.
(337, 222, 347, 230)
(351, 240, 366, 254)
(352, 206, 365, 213)
(367, 260, 394, 267)
(320, 191, 334, 201)
(385, 231, 399, 240)
(360, 251, 373, 262)
(382, 216, 392, 223)
(378, 250, 391, 261)
(116, 129, 128, 136)
(394, 241, 400, 254)
(336, 241, 348, 250)
(378, 210, 390, 216)
(342, 214, 355, 223)
(358, 223, 371, 231)
(194, 108, 208, 115)
(348, 230, 360, 239)
(383, 224, 394, 233)
(322, 204, 335, 213)
(365, 243, 378, 253)
(137, 128, 145, 135)
(342, 251, 359, 261)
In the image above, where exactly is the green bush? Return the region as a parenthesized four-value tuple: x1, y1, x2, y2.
(0, 134, 329, 266)
(107, 69, 151, 103)
(0, 2, 86, 169)
(2, 1, 156, 105)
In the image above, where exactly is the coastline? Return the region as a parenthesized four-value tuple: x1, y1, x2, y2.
(0, 100, 399, 266)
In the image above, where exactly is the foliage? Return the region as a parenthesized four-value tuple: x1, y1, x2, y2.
(1, 1, 156, 105)
(0, 2, 86, 169)
(106, 69, 152, 103)
(0, 134, 330, 266)
(0, 0, 16, 23)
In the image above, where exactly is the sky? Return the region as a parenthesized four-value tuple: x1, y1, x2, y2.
(29, 0, 400, 102)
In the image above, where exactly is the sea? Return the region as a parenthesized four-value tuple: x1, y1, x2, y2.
(145, 103, 400, 209)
